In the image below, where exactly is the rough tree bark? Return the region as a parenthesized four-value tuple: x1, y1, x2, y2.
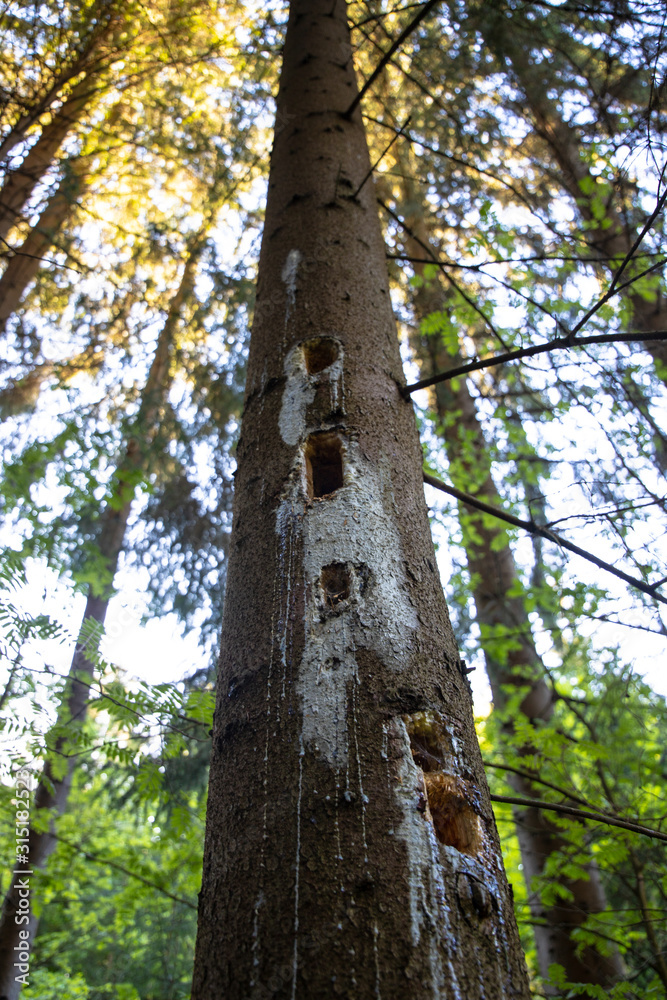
(191, 3, 530, 998)
(397, 196, 625, 990)
(0, 240, 201, 1000)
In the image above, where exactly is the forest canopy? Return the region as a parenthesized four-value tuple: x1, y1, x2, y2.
(0, 1, 666, 998)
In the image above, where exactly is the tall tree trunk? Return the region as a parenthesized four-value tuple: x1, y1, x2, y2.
(0, 157, 90, 335)
(192, 3, 530, 998)
(0, 242, 200, 1000)
(0, 76, 95, 246)
(400, 204, 624, 989)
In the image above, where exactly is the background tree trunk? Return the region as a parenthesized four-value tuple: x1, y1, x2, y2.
(191, 3, 530, 998)
(0, 240, 200, 1000)
(401, 201, 625, 990)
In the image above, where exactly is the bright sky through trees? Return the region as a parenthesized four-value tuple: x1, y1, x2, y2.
(1, 0, 667, 996)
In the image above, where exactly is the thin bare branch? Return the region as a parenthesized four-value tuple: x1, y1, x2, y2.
(352, 115, 411, 197)
(569, 257, 667, 339)
(423, 470, 667, 605)
(345, 0, 441, 118)
(52, 832, 197, 908)
(349, 2, 425, 30)
(404, 330, 667, 394)
(379, 197, 508, 345)
(490, 794, 667, 844)
(484, 760, 593, 809)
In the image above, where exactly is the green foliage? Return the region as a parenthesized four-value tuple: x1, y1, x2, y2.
(1, 0, 666, 995)
(420, 309, 460, 356)
(16, 762, 206, 1000)
(481, 652, 667, 996)
(22, 970, 105, 1000)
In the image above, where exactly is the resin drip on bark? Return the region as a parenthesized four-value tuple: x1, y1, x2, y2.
(191, 2, 530, 997)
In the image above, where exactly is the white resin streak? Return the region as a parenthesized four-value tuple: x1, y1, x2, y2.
(281, 248, 302, 333)
(273, 262, 418, 994)
(291, 735, 305, 1000)
(276, 336, 418, 766)
(390, 718, 462, 1000)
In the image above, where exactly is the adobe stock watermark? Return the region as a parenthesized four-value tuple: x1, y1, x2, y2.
(11, 765, 33, 988)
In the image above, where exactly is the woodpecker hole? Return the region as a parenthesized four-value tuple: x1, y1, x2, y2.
(302, 337, 339, 375)
(404, 711, 482, 856)
(422, 772, 483, 855)
(320, 563, 350, 609)
(305, 433, 344, 498)
(404, 710, 452, 772)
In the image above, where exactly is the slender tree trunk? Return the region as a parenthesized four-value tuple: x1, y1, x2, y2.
(397, 199, 624, 989)
(629, 850, 667, 990)
(0, 76, 95, 246)
(0, 537, 128, 1000)
(0, 157, 90, 335)
(192, 3, 530, 998)
(0, 243, 199, 1000)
